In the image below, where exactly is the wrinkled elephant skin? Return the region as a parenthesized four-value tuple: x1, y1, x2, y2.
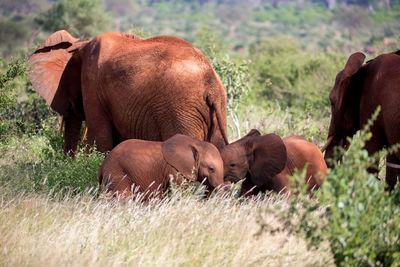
(29, 31, 229, 156)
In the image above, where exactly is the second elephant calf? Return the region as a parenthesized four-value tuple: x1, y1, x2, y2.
(221, 129, 327, 196)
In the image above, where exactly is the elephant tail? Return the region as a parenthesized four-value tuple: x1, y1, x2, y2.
(98, 162, 105, 193)
(208, 94, 229, 147)
(215, 101, 229, 145)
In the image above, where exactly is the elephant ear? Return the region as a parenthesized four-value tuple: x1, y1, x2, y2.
(338, 52, 365, 109)
(162, 134, 200, 181)
(29, 30, 83, 116)
(246, 134, 287, 187)
(244, 129, 261, 138)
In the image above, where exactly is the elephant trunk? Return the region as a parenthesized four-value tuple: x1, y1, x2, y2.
(324, 135, 350, 168)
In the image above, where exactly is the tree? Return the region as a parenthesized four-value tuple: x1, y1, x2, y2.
(35, 0, 112, 39)
(334, 5, 372, 41)
(0, 19, 29, 56)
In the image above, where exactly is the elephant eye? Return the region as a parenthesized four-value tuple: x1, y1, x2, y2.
(208, 167, 214, 173)
(230, 163, 236, 167)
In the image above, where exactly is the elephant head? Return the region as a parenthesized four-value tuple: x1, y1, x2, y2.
(322, 52, 366, 167)
(162, 134, 224, 189)
(220, 129, 287, 187)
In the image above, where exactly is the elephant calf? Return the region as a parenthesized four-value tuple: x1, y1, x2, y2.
(98, 134, 225, 200)
(221, 129, 327, 196)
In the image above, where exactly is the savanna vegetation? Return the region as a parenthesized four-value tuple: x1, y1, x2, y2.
(1, 0, 400, 266)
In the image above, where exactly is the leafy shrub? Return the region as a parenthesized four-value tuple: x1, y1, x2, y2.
(258, 109, 400, 266)
(248, 38, 345, 118)
(0, 135, 103, 197)
(35, 0, 112, 39)
(252, 3, 332, 25)
(0, 57, 26, 140)
(1, 105, 102, 197)
(0, 57, 54, 142)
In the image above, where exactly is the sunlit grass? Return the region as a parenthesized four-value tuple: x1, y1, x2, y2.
(0, 186, 333, 266)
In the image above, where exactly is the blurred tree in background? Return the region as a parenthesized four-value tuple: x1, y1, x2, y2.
(334, 5, 372, 41)
(34, 0, 112, 39)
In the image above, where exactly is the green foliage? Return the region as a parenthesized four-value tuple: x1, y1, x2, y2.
(0, 57, 54, 142)
(333, 5, 373, 41)
(0, 18, 29, 56)
(0, 57, 27, 140)
(128, 25, 153, 39)
(253, 3, 333, 25)
(35, 0, 112, 38)
(0, 135, 103, 197)
(248, 38, 346, 118)
(0, 57, 25, 106)
(259, 108, 400, 266)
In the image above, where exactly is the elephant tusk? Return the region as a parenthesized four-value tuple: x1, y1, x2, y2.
(345, 142, 351, 151)
(321, 135, 334, 153)
(59, 116, 64, 135)
(80, 126, 88, 145)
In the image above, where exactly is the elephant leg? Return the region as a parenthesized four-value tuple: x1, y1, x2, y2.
(239, 178, 259, 197)
(86, 121, 113, 153)
(85, 107, 114, 153)
(268, 174, 291, 195)
(64, 114, 83, 158)
(107, 174, 133, 199)
(385, 154, 400, 191)
(365, 128, 385, 176)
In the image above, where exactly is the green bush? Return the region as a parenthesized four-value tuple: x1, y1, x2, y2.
(259, 109, 400, 266)
(248, 38, 346, 118)
(0, 57, 54, 142)
(0, 134, 103, 197)
(35, 0, 112, 39)
(252, 3, 332, 25)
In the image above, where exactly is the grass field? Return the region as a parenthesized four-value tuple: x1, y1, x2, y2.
(0, 186, 333, 266)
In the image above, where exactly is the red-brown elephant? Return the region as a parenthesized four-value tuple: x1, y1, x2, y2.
(322, 51, 400, 190)
(98, 134, 225, 199)
(29, 30, 228, 156)
(221, 130, 327, 196)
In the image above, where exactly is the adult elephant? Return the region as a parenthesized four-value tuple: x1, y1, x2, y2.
(322, 51, 400, 190)
(29, 30, 229, 156)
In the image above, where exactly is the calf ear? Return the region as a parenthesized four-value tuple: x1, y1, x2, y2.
(29, 30, 83, 116)
(246, 134, 287, 186)
(162, 135, 200, 181)
(245, 129, 261, 137)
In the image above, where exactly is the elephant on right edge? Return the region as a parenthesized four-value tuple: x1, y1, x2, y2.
(322, 51, 400, 190)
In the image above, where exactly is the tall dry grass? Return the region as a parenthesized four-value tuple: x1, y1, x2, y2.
(0, 186, 333, 266)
